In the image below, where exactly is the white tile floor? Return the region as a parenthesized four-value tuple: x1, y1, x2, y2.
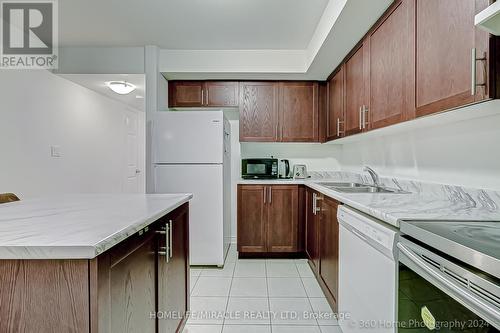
(184, 245, 342, 333)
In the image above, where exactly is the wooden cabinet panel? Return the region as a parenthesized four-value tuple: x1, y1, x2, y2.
(206, 81, 239, 107)
(415, 0, 483, 116)
(239, 82, 279, 142)
(237, 185, 267, 252)
(319, 196, 339, 311)
(344, 44, 367, 135)
(238, 184, 300, 254)
(279, 82, 319, 142)
(267, 185, 299, 252)
(0, 260, 90, 333)
(158, 205, 189, 333)
(326, 67, 345, 141)
(305, 188, 319, 270)
(368, 0, 415, 129)
(106, 232, 157, 333)
(169, 81, 205, 107)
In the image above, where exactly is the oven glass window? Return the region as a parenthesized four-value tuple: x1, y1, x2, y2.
(398, 263, 498, 332)
(247, 164, 266, 174)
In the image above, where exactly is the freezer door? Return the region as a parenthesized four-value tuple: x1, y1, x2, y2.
(154, 111, 223, 164)
(154, 164, 224, 266)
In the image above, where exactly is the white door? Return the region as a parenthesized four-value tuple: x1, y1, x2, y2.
(124, 111, 140, 193)
(154, 164, 224, 266)
(154, 111, 223, 164)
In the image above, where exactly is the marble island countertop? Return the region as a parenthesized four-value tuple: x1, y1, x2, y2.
(0, 193, 192, 259)
(239, 172, 500, 227)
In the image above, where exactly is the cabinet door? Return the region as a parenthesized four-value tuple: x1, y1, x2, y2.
(267, 185, 299, 252)
(206, 81, 239, 107)
(368, 0, 415, 129)
(158, 204, 189, 333)
(106, 233, 156, 333)
(239, 82, 279, 142)
(279, 82, 319, 142)
(319, 196, 339, 311)
(415, 0, 488, 116)
(305, 188, 319, 270)
(344, 44, 367, 136)
(237, 185, 267, 252)
(168, 81, 205, 107)
(326, 67, 345, 141)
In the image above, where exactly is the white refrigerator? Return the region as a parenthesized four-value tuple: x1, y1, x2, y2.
(153, 110, 230, 266)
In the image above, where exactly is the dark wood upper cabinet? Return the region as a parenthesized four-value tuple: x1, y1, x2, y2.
(318, 196, 339, 312)
(344, 44, 368, 136)
(237, 185, 268, 253)
(238, 184, 299, 254)
(279, 82, 319, 142)
(169, 81, 239, 107)
(367, 0, 415, 129)
(326, 66, 345, 141)
(169, 81, 205, 107)
(415, 0, 492, 117)
(267, 185, 299, 252)
(205, 81, 239, 107)
(239, 82, 279, 142)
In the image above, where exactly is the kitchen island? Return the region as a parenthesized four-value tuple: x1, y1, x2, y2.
(0, 193, 192, 333)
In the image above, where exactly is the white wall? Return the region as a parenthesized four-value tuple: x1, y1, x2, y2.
(339, 102, 500, 191)
(240, 142, 341, 171)
(0, 70, 145, 198)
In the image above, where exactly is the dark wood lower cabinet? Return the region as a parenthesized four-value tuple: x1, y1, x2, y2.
(305, 187, 319, 269)
(304, 190, 340, 312)
(158, 204, 190, 333)
(318, 196, 339, 311)
(0, 203, 190, 333)
(237, 184, 299, 256)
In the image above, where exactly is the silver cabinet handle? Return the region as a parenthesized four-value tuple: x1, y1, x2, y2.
(206, 89, 209, 105)
(263, 186, 267, 204)
(168, 220, 173, 258)
(201, 90, 204, 105)
(268, 187, 272, 204)
(157, 224, 169, 262)
(312, 193, 317, 215)
(471, 48, 487, 96)
(359, 106, 362, 130)
(275, 125, 279, 140)
(362, 105, 368, 129)
(337, 118, 344, 136)
(471, 48, 476, 96)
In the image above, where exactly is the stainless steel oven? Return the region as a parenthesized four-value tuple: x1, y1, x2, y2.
(241, 158, 278, 179)
(398, 221, 500, 332)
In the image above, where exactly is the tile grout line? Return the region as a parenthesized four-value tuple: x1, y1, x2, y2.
(296, 260, 322, 329)
(222, 245, 236, 330)
(265, 259, 272, 332)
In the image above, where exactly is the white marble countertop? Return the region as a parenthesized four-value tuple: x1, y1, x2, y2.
(0, 193, 192, 259)
(238, 174, 500, 227)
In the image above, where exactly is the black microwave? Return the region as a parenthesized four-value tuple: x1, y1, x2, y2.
(242, 158, 278, 179)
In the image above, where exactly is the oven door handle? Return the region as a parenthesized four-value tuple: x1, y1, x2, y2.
(397, 242, 500, 329)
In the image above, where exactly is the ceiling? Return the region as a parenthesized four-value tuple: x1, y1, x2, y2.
(59, 0, 329, 49)
(58, 74, 146, 111)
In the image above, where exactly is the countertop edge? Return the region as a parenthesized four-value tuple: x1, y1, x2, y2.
(0, 194, 193, 260)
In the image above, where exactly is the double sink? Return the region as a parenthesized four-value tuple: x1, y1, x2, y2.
(317, 182, 409, 194)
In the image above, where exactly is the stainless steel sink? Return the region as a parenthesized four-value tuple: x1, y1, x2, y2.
(317, 182, 367, 188)
(317, 182, 409, 194)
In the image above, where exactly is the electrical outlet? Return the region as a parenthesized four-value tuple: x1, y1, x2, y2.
(50, 145, 62, 157)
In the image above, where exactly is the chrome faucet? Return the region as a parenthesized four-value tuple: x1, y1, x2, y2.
(363, 166, 380, 187)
